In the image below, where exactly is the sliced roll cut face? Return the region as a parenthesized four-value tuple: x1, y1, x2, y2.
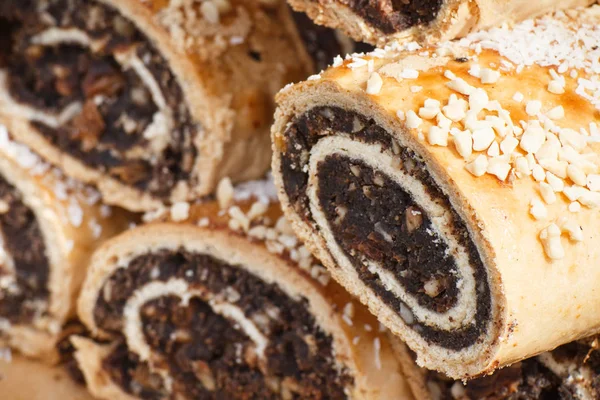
(75, 200, 411, 399)
(0, 117, 127, 361)
(0, 0, 312, 211)
(286, 0, 596, 46)
(271, 6, 600, 379)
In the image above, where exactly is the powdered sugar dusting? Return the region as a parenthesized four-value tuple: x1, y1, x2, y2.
(233, 172, 278, 204)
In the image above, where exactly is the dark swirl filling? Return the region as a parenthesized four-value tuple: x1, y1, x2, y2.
(93, 249, 351, 399)
(279, 106, 491, 350)
(0, 0, 199, 199)
(0, 175, 50, 325)
(308, 0, 444, 34)
(291, 11, 373, 72)
(428, 338, 600, 399)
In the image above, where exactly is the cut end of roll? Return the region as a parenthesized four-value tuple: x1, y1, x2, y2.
(0, 116, 129, 360)
(0, 0, 200, 210)
(288, 0, 447, 46)
(272, 6, 600, 378)
(273, 103, 497, 378)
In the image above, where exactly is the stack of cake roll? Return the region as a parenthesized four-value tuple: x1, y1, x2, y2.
(271, 1, 600, 398)
(0, 0, 598, 398)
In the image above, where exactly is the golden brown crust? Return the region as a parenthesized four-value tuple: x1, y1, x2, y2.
(272, 6, 600, 379)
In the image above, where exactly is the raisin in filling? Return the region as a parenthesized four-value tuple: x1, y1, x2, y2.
(279, 106, 491, 350)
(0, 175, 50, 325)
(0, 0, 199, 199)
(94, 250, 351, 399)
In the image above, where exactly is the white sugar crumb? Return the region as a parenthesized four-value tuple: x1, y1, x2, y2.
(405, 110, 422, 129)
(200, 1, 220, 24)
(560, 219, 584, 242)
(540, 223, 564, 260)
(446, 78, 475, 95)
(67, 200, 83, 227)
(530, 198, 548, 220)
(366, 72, 383, 95)
(453, 130, 473, 159)
(487, 158, 511, 181)
(88, 219, 103, 239)
(540, 182, 557, 204)
(170, 202, 190, 222)
(0, 201, 8, 214)
(428, 126, 448, 146)
(587, 174, 600, 192)
(229, 36, 244, 45)
(569, 201, 581, 213)
(466, 155, 488, 177)
(546, 105, 565, 120)
(197, 217, 210, 227)
(0, 347, 11, 363)
(343, 302, 355, 320)
(479, 68, 500, 84)
(373, 338, 382, 370)
(233, 173, 277, 204)
(216, 177, 234, 209)
(513, 92, 524, 102)
(100, 205, 112, 218)
(526, 100, 542, 116)
(548, 80, 565, 94)
(401, 69, 419, 79)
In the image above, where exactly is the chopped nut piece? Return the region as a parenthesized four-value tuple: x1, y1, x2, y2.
(480, 68, 500, 84)
(487, 142, 500, 157)
(472, 127, 496, 151)
(526, 100, 542, 116)
(487, 158, 511, 181)
(540, 182, 557, 204)
(466, 155, 489, 177)
(548, 80, 565, 94)
(200, 1, 220, 24)
(540, 223, 564, 260)
(569, 202, 582, 213)
(546, 106, 565, 120)
(405, 110, 422, 129)
(428, 126, 448, 146)
(546, 172, 565, 192)
(532, 165, 546, 182)
(366, 72, 383, 95)
(469, 89, 490, 113)
(404, 207, 423, 233)
(512, 92, 524, 102)
(587, 174, 600, 191)
(447, 78, 475, 95)
(561, 220, 584, 242)
(520, 122, 546, 153)
(216, 177, 234, 209)
(170, 202, 190, 222)
(453, 130, 473, 159)
(530, 198, 548, 220)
